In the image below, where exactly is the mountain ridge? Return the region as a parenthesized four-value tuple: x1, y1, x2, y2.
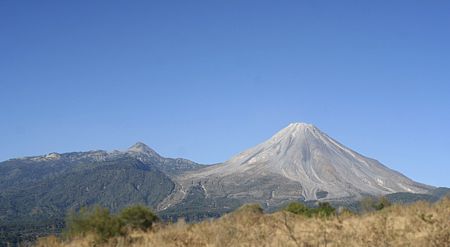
(0, 122, 444, 245)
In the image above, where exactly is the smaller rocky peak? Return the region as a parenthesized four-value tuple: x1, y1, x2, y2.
(127, 142, 160, 157)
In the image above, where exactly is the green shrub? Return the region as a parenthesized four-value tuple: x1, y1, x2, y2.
(65, 206, 123, 242)
(284, 202, 313, 217)
(119, 205, 159, 231)
(64, 205, 159, 242)
(284, 202, 336, 218)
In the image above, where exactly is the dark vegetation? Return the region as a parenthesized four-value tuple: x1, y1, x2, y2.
(284, 201, 336, 218)
(0, 157, 176, 246)
(64, 205, 158, 243)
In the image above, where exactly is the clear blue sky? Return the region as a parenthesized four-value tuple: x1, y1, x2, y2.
(1, 1, 449, 187)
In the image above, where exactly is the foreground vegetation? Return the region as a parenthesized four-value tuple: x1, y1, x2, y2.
(63, 205, 159, 243)
(37, 198, 450, 247)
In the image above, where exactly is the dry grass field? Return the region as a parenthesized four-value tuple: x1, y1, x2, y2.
(37, 198, 450, 247)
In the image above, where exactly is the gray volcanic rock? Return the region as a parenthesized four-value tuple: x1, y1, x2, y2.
(169, 123, 432, 209)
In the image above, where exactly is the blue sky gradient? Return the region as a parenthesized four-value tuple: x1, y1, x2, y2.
(1, 1, 449, 187)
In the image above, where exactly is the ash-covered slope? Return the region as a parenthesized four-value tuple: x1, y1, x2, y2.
(171, 123, 432, 209)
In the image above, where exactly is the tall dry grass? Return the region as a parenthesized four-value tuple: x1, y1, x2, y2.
(36, 198, 450, 247)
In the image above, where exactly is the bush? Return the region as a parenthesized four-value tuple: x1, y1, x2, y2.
(65, 206, 123, 242)
(284, 202, 336, 218)
(119, 205, 159, 231)
(284, 202, 312, 217)
(64, 205, 159, 242)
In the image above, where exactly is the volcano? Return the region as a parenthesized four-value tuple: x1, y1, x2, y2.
(169, 123, 432, 208)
